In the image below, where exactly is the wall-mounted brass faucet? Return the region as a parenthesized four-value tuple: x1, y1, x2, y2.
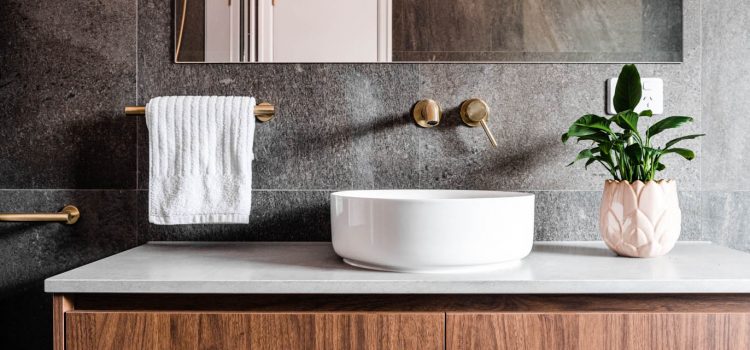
(412, 99, 442, 127)
(413, 98, 497, 148)
(460, 98, 498, 147)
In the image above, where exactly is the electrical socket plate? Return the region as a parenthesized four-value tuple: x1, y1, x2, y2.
(607, 78, 663, 115)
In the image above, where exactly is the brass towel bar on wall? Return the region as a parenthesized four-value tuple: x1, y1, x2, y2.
(0, 205, 80, 225)
(124, 102, 276, 122)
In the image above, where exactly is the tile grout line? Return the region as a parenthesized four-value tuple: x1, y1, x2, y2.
(698, 0, 704, 240)
(416, 65, 423, 189)
(135, 0, 140, 245)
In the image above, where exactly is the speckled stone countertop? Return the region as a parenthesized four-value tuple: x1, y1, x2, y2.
(45, 241, 750, 294)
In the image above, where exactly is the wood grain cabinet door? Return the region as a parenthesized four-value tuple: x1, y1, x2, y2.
(250, 312, 443, 350)
(66, 312, 444, 350)
(447, 312, 750, 350)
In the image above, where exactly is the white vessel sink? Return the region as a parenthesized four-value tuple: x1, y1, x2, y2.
(330, 190, 535, 273)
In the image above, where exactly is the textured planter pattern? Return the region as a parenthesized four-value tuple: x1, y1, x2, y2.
(599, 180, 682, 258)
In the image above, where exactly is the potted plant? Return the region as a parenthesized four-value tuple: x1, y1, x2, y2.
(562, 64, 704, 258)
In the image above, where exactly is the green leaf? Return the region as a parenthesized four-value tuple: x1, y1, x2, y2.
(585, 155, 614, 171)
(639, 109, 653, 117)
(612, 111, 640, 133)
(584, 157, 597, 169)
(661, 148, 696, 160)
(563, 114, 613, 144)
(576, 133, 611, 143)
(665, 134, 705, 149)
(643, 146, 659, 156)
(567, 148, 595, 166)
(613, 64, 642, 113)
(647, 116, 694, 138)
(624, 143, 643, 160)
(568, 114, 613, 134)
(656, 162, 666, 171)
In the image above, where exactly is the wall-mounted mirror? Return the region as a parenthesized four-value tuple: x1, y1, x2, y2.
(175, 0, 682, 63)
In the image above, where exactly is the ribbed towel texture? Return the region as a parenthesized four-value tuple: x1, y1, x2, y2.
(146, 96, 255, 224)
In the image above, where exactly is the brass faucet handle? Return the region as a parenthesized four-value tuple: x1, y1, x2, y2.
(460, 98, 498, 148)
(413, 99, 442, 127)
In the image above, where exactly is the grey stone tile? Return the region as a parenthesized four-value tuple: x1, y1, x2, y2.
(701, 191, 750, 253)
(678, 190, 704, 241)
(0, 190, 136, 349)
(701, 0, 750, 191)
(0, 190, 138, 294)
(415, 64, 580, 190)
(138, 190, 331, 242)
(0, 0, 137, 189)
(681, 0, 702, 64)
(533, 191, 601, 241)
(327, 65, 421, 189)
(701, 0, 750, 50)
(533, 190, 701, 242)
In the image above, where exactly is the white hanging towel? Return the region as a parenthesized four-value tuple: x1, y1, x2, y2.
(146, 96, 255, 224)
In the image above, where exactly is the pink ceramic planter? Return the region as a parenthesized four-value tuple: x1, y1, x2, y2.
(599, 180, 682, 258)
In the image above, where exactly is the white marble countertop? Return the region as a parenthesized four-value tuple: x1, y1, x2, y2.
(45, 241, 750, 294)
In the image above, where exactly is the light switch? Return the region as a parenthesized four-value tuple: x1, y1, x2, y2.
(607, 78, 664, 115)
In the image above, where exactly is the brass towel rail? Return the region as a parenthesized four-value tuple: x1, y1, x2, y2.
(0, 205, 80, 225)
(125, 102, 275, 122)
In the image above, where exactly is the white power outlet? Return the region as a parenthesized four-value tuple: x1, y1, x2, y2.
(607, 78, 664, 115)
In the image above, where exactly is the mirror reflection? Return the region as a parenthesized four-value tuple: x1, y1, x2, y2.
(175, 0, 682, 63)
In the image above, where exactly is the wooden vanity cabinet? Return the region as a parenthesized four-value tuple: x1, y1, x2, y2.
(447, 312, 750, 350)
(55, 294, 750, 350)
(64, 311, 443, 350)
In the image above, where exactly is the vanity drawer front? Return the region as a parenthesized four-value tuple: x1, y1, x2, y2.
(66, 312, 250, 350)
(447, 312, 750, 350)
(65, 311, 444, 350)
(249, 313, 444, 350)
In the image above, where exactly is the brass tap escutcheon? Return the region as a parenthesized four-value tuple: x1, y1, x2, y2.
(460, 98, 498, 147)
(412, 99, 442, 127)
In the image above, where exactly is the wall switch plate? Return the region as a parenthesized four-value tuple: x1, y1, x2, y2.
(607, 78, 663, 115)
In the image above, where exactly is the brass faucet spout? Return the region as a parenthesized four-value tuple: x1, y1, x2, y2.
(413, 99, 442, 128)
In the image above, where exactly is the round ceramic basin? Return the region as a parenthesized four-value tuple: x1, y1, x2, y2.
(330, 190, 535, 273)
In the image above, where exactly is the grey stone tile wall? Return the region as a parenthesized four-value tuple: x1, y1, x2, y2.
(2, 0, 750, 347)
(0, 0, 138, 347)
(0, 0, 137, 189)
(0, 190, 138, 346)
(701, 0, 750, 252)
(701, 191, 750, 252)
(702, 0, 750, 191)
